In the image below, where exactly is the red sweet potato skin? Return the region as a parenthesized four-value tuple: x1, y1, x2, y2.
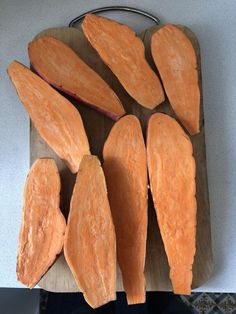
(28, 36, 125, 120)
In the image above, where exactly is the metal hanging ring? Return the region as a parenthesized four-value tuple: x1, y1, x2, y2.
(69, 6, 160, 27)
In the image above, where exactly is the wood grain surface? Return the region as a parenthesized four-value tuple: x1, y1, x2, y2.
(30, 24, 213, 292)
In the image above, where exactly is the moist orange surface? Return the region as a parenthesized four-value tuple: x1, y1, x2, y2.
(103, 115, 148, 304)
(8, 61, 90, 173)
(28, 37, 125, 119)
(147, 113, 197, 295)
(17, 159, 66, 288)
(82, 14, 165, 109)
(64, 155, 116, 308)
(151, 24, 200, 134)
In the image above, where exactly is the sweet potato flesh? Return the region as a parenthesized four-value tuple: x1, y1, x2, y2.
(82, 14, 165, 109)
(8, 61, 90, 173)
(64, 155, 116, 308)
(103, 115, 147, 304)
(28, 36, 125, 120)
(151, 24, 200, 134)
(17, 159, 66, 288)
(147, 113, 196, 295)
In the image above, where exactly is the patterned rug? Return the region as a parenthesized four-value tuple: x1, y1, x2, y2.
(181, 293, 236, 314)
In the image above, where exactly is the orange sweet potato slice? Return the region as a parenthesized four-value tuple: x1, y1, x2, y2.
(147, 113, 197, 295)
(64, 155, 116, 308)
(28, 36, 125, 120)
(82, 14, 165, 109)
(7, 61, 90, 173)
(103, 115, 148, 304)
(151, 24, 200, 134)
(17, 158, 66, 288)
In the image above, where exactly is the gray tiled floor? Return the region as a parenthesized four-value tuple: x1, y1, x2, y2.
(181, 293, 236, 314)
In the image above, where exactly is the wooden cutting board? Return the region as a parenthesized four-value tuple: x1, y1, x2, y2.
(30, 24, 213, 292)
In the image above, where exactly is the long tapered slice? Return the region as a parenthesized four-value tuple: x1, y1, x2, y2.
(147, 113, 197, 294)
(28, 36, 125, 120)
(82, 14, 165, 109)
(17, 158, 66, 288)
(8, 61, 90, 173)
(64, 155, 116, 308)
(103, 115, 147, 304)
(151, 24, 200, 134)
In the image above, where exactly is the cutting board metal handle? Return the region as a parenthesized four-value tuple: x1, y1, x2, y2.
(69, 6, 160, 27)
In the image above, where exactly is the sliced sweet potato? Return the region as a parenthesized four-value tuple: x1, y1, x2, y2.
(151, 24, 200, 134)
(103, 115, 147, 304)
(17, 158, 66, 288)
(82, 14, 165, 109)
(147, 113, 197, 295)
(28, 36, 125, 120)
(64, 155, 116, 308)
(7, 61, 90, 173)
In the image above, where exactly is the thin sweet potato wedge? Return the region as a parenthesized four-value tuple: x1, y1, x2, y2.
(7, 61, 90, 173)
(82, 14, 165, 109)
(103, 115, 148, 304)
(147, 113, 197, 295)
(17, 158, 66, 288)
(28, 36, 125, 120)
(151, 24, 200, 134)
(64, 155, 116, 308)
